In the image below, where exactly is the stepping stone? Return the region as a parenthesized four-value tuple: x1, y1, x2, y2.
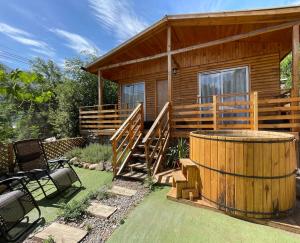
(108, 185, 137, 196)
(34, 222, 87, 243)
(87, 202, 117, 218)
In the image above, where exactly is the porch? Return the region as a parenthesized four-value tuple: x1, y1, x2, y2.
(79, 91, 300, 180)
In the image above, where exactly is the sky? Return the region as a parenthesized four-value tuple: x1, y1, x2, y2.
(0, 0, 299, 70)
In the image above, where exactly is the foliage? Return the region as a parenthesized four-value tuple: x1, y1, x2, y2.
(43, 235, 56, 243)
(0, 54, 118, 142)
(144, 176, 155, 191)
(166, 138, 189, 168)
(280, 53, 292, 89)
(65, 143, 112, 163)
(58, 196, 89, 221)
(88, 186, 115, 201)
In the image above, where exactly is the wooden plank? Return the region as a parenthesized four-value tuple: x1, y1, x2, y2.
(253, 143, 263, 218)
(98, 69, 103, 105)
(259, 123, 300, 129)
(204, 139, 211, 202)
(259, 106, 300, 112)
(217, 140, 226, 211)
(258, 114, 300, 120)
(278, 142, 287, 212)
(245, 143, 254, 217)
(172, 117, 214, 122)
(271, 142, 280, 215)
(262, 143, 272, 215)
(167, 26, 172, 102)
(173, 124, 214, 129)
(210, 140, 218, 205)
(173, 103, 213, 110)
(234, 142, 245, 217)
(292, 25, 299, 97)
(225, 141, 235, 213)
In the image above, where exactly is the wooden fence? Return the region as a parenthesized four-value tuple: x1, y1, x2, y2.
(79, 104, 133, 136)
(0, 137, 86, 172)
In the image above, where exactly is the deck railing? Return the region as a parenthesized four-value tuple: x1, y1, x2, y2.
(110, 103, 144, 176)
(142, 102, 171, 175)
(172, 92, 300, 137)
(79, 104, 133, 136)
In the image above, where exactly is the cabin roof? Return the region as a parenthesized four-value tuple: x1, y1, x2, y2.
(85, 5, 300, 74)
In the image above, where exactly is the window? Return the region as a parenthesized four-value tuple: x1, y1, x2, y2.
(121, 82, 145, 111)
(199, 67, 249, 122)
(199, 66, 249, 102)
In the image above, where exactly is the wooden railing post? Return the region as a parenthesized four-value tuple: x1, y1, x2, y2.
(111, 140, 117, 176)
(140, 102, 144, 133)
(145, 140, 151, 176)
(213, 95, 218, 130)
(251, 91, 258, 130)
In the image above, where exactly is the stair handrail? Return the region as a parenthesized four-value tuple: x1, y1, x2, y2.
(110, 103, 144, 176)
(142, 102, 171, 176)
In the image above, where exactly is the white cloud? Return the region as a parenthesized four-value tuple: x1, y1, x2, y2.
(50, 28, 99, 55)
(0, 22, 55, 57)
(88, 0, 148, 41)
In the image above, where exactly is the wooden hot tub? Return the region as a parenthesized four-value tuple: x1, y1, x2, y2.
(190, 130, 297, 218)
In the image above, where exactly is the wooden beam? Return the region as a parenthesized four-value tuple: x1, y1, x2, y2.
(99, 20, 300, 71)
(98, 69, 104, 105)
(167, 26, 172, 103)
(292, 24, 299, 97)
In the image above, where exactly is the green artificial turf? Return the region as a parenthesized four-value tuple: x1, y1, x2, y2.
(32, 168, 113, 222)
(108, 187, 300, 243)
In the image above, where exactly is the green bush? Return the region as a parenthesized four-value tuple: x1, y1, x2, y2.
(58, 197, 89, 221)
(65, 143, 112, 164)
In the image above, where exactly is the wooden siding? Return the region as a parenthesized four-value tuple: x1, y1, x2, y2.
(105, 39, 290, 121)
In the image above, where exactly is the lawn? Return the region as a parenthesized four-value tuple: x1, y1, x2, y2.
(108, 187, 300, 243)
(33, 167, 113, 222)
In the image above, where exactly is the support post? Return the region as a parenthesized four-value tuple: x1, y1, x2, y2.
(213, 96, 218, 130)
(167, 26, 172, 103)
(292, 25, 299, 131)
(98, 69, 104, 106)
(251, 92, 258, 130)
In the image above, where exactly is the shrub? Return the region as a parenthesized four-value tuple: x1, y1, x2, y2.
(43, 235, 55, 243)
(65, 143, 112, 164)
(166, 138, 189, 168)
(58, 197, 89, 221)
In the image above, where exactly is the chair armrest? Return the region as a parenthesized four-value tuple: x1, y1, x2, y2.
(0, 176, 26, 187)
(48, 158, 69, 168)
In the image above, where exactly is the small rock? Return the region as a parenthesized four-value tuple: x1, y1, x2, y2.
(77, 163, 83, 168)
(83, 163, 90, 169)
(44, 137, 56, 142)
(89, 164, 98, 170)
(70, 157, 78, 164)
(95, 162, 104, 171)
(79, 222, 85, 228)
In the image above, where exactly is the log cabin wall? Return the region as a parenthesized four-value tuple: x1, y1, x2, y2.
(104, 38, 291, 121)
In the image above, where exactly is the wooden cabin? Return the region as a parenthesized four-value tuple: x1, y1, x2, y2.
(81, 6, 300, 180)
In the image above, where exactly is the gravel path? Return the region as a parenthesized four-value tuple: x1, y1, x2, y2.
(80, 180, 150, 242)
(25, 179, 150, 243)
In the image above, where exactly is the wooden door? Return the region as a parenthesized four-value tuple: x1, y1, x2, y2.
(156, 80, 168, 114)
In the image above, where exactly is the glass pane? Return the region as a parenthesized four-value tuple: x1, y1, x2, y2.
(121, 83, 145, 109)
(200, 72, 221, 103)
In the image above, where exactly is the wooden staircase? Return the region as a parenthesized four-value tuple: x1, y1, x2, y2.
(168, 158, 200, 200)
(110, 102, 171, 180)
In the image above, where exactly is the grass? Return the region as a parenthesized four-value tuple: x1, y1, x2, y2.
(33, 167, 113, 222)
(108, 187, 300, 243)
(65, 143, 112, 164)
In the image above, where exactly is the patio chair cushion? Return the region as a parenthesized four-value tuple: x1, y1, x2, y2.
(50, 168, 79, 190)
(0, 190, 35, 228)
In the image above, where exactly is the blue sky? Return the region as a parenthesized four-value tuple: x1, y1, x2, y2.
(0, 0, 299, 69)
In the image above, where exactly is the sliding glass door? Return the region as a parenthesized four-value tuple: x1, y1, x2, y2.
(199, 67, 249, 122)
(199, 66, 249, 102)
(121, 82, 145, 116)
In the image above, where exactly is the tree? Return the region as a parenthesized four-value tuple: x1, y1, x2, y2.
(280, 53, 292, 89)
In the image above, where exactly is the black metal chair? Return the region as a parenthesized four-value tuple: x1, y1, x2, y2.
(13, 139, 82, 198)
(0, 176, 41, 242)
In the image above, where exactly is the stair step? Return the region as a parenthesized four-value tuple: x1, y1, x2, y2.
(132, 153, 158, 159)
(180, 158, 197, 168)
(172, 170, 187, 182)
(121, 171, 147, 181)
(128, 162, 147, 170)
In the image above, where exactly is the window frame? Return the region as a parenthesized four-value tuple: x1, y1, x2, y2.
(198, 66, 250, 103)
(121, 81, 146, 120)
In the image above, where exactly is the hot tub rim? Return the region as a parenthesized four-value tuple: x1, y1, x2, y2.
(190, 130, 295, 143)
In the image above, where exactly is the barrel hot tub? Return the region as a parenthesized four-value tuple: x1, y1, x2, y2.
(189, 130, 297, 218)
